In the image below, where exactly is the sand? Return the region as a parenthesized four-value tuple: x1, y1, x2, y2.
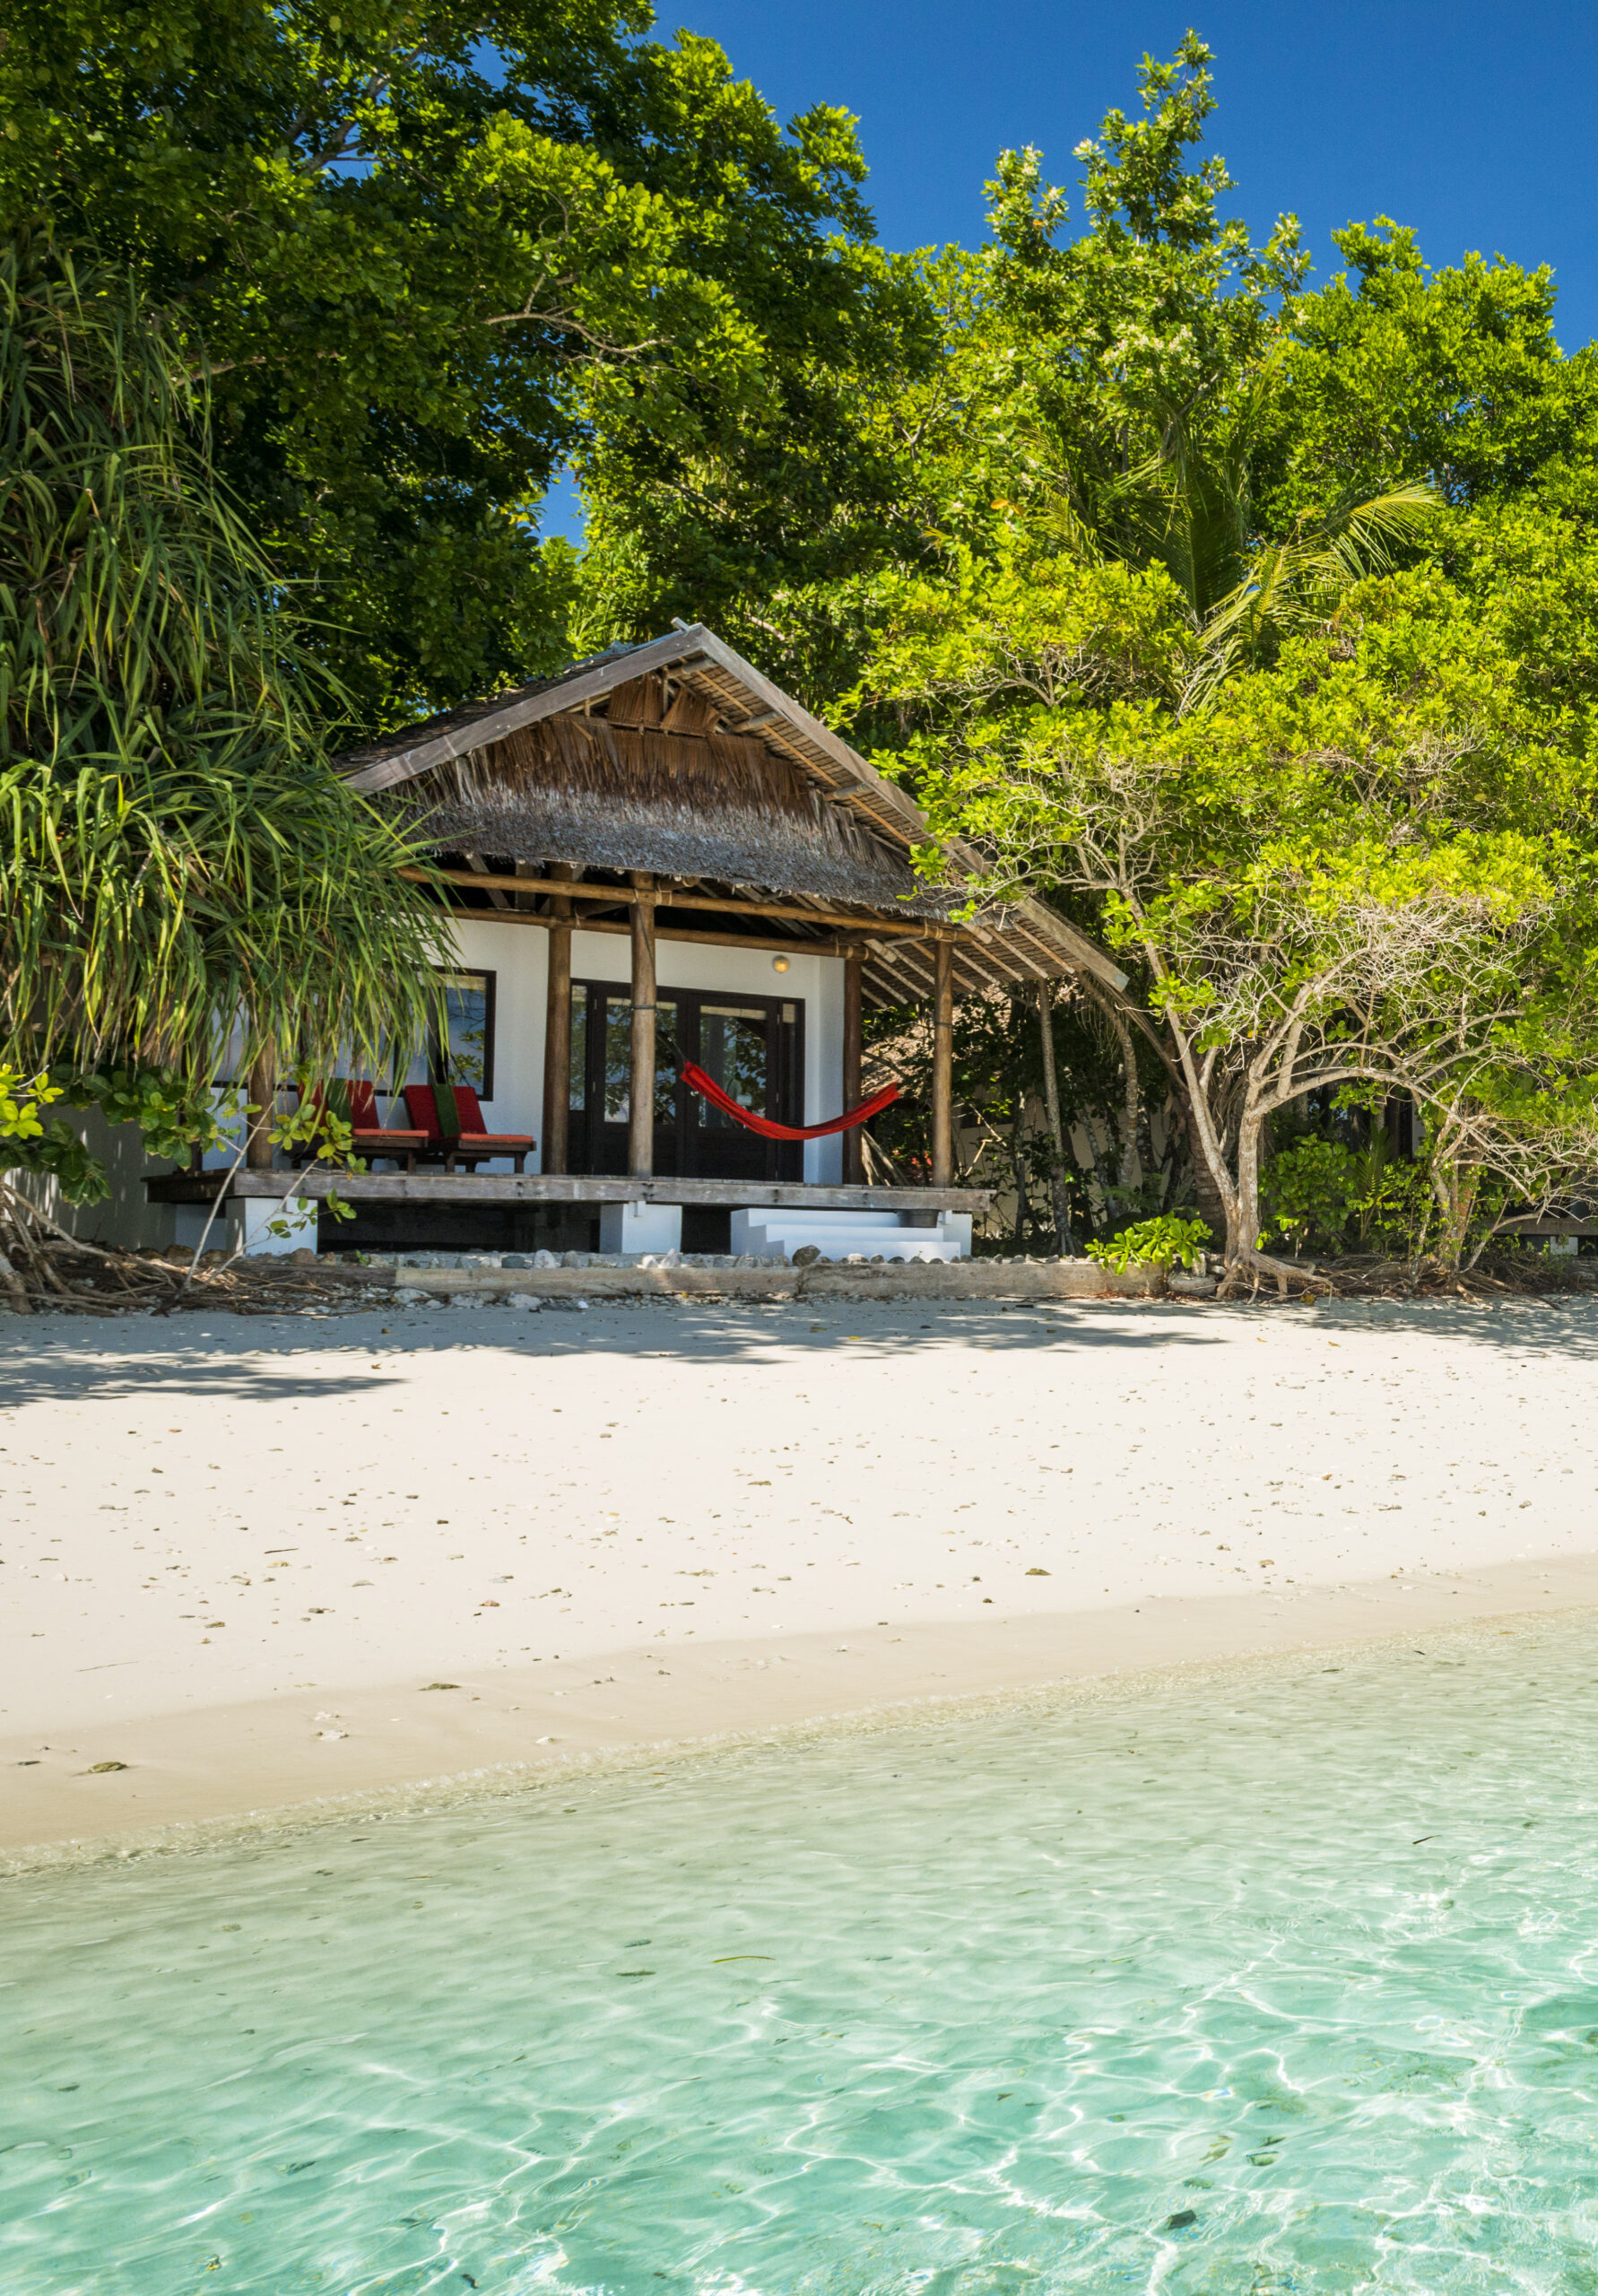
(4, 1289, 1597, 1858)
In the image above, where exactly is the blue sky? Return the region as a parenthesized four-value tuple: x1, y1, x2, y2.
(544, 2, 1597, 537)
(681, 0, 1598, 333)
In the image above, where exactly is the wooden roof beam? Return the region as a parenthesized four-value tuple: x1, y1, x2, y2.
(405, 865, 948, 939)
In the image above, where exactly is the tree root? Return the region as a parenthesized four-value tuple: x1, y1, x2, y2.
(1217, 1246, 1336, 1299)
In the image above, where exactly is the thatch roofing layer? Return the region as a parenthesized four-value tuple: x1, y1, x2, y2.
(337, 626, 1126, 1002)
(406, 710, 951, 913)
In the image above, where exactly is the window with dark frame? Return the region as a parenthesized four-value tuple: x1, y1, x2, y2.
(429, 968, 496, 1100)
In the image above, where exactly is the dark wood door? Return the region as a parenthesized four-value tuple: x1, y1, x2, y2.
(567, 980, 803, 1181)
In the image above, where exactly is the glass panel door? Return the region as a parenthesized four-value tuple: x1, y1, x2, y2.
(582, 987, 682, 1174)
(597, 996, 680, 1125)
(697, 1005, 770, 1126)
(655, 1002, 682, 1127)
(566, 978, 800, 1181)
(601, 993, 632, 1124)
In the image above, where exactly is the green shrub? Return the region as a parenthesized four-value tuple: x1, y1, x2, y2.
(1260, 1139, 1361, 1252)
(1087, 1214, 1212, 1271)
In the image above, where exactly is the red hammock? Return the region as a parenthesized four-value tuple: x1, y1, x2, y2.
(680, 1061, 899, 1142)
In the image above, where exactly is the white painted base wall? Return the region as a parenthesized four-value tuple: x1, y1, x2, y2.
(730, 1207, 972, 1264)
(598, 1199, 683, 1256)
(175, 1195, 317, 1257)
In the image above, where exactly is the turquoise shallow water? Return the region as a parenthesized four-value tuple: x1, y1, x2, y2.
(7, 1622, 1598, 2294)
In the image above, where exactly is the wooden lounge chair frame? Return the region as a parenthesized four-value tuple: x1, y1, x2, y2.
(295, 1081, 428, 1172)
(402, 1083, 535, 1174)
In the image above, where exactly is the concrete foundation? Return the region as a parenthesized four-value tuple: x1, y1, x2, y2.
(174, 1194, 317, 1257)
(598, 1197, 684, 1257)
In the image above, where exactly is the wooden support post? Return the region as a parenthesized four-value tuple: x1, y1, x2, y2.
(931, 937, 954, 1189)
(542, 865, 574, 1174)
(841, 945, 864, 1187)
(628, 871, 656, 1178)
(246, 1048, 276, 1170)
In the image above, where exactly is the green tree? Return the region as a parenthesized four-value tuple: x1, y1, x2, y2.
(1268, 218, 1587, 522)
(1, 0, 929, 724)
(836, 39, 1598, 1283)
(874, 552, 1598, 1281)
(674, 31, 1332, 711)
(0, 235, 444, 1152)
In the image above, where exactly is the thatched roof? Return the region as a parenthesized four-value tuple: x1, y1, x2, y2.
(337, 626, 1126, 1002)
(402, 697, 949, 914)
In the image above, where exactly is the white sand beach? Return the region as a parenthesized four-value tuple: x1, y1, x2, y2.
(4, 1291, 1597, 1857)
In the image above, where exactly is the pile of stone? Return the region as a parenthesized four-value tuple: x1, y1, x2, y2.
(338, 1248, 788, 1273)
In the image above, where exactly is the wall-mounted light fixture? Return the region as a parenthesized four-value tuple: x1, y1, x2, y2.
(771, 955, 791, 974)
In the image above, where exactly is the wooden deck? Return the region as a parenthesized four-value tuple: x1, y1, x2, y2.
(145, 1170, 991, 1215)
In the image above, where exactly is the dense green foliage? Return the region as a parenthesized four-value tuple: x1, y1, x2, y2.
(1086, 1213, 1210, 1273)
(0, 0, 928, 723)
(818, 39, 1598, 1274)
(7, 12, 1598, 1270)
(0, 236, 445, 1151)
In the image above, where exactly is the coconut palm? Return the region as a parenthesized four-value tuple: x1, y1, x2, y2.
(1028, 357, 1437, 710)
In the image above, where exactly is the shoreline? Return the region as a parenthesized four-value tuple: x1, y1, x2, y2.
(7, 1292, 1598, 1870)
(8, 1553, 1598, 1869)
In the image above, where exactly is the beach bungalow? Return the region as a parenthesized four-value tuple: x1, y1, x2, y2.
(144, 625, 1125, 1259)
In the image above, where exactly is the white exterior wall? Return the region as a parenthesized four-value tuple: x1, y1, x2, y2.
(45, 1091, 303, 1254)
(14, 1100, 186, 1252)
(440, 916, 549, 1161)
(445, 918, 847, 1179)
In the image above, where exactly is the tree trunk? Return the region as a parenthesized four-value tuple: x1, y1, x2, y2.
(542, 864, 574, 1174)
(931, 937, 955, 1189)
(1036, 981, 1074, 1255)
(1224, 1102, 1332, 1295)
(1431, 1153, 1477, 1269)
(1236, 1108, 1265, 1282)
(1107, 1002, 1142, 1193)
(1168, 1068, 1229, 1243)
(1009, 1093, 1029, 1252)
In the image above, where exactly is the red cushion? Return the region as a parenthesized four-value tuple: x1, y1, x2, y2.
(402, 1084, 444, 1139)
(304, 1079, 386, 1130)
(401, 1087, 533, 1148)
(447, 1088, 532, 1144)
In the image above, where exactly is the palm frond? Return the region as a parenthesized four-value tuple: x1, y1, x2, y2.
(1179, 481, 1438, 715)
(0, 228, 447, 1079)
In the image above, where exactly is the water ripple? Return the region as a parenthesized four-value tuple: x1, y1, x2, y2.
(7, 1622, 1598, 2290)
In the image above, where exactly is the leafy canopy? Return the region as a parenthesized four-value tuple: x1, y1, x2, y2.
(821, 37, 1598, 1268)
(0, 0, 929, 724)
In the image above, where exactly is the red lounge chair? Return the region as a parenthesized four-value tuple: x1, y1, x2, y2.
(403, 1084, 534, 1174)
(299, 1080, 427, 1171)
